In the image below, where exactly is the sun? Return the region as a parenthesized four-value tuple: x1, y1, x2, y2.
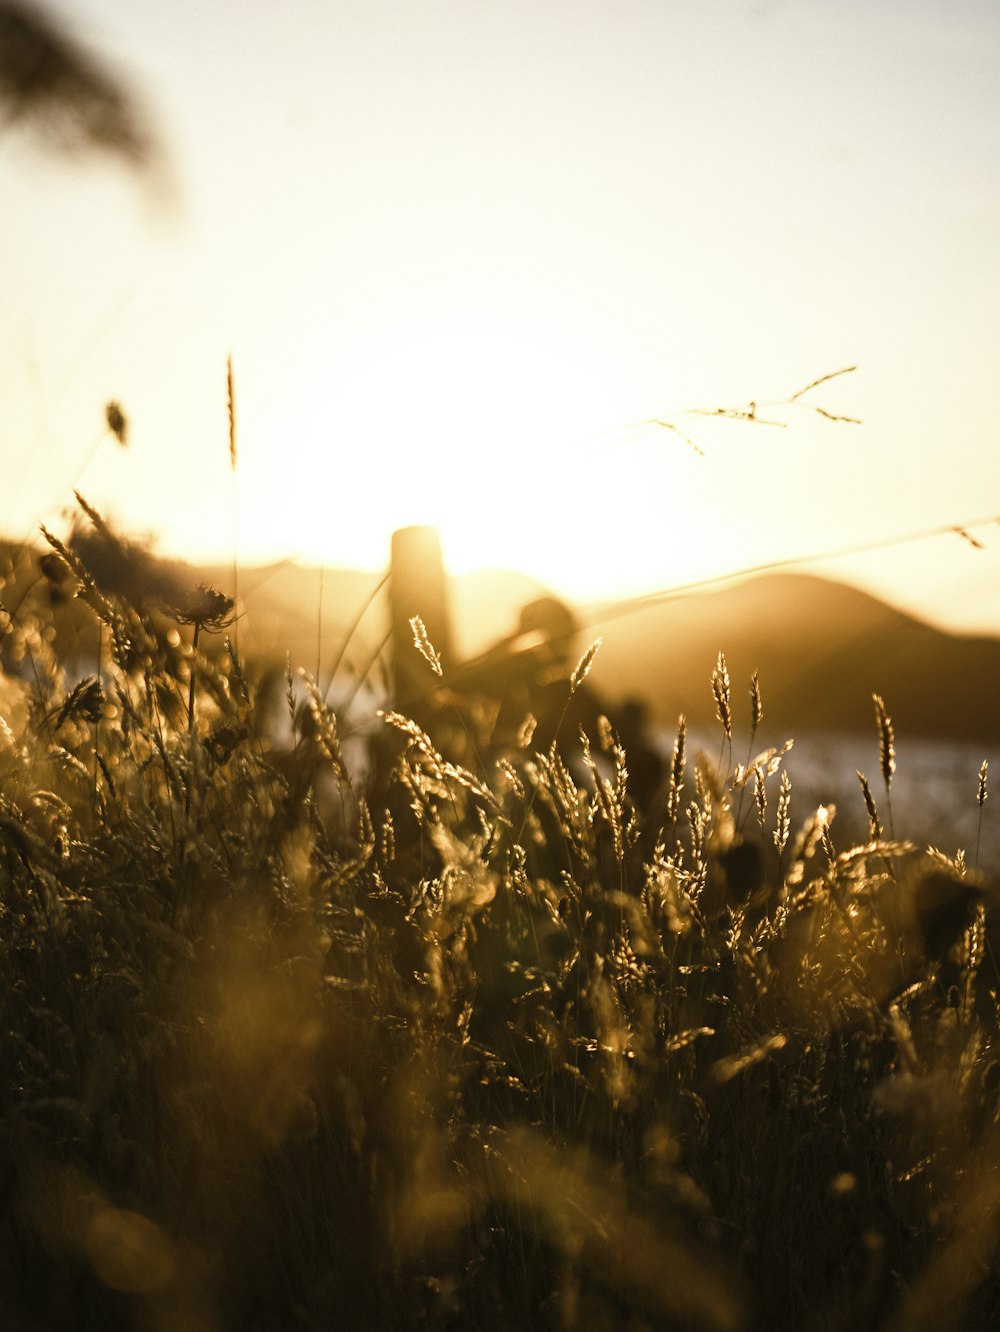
(257, 315, 620, 578)
(246, 311, 713, 602)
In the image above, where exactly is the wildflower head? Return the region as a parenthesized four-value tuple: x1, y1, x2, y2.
(168, 584, 236, 632)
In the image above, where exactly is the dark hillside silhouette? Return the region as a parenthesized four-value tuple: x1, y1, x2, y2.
(588, 572, 1000, 742)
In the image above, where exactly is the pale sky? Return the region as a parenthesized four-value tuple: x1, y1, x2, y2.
(2, 0, 999, 632)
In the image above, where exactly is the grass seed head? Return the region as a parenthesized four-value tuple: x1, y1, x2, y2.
(104, 400, 128, 446)
(570, 637, 602, 694)
(226, 355, 237, 471)
(753, 764, 767, 830)
(857, 771, 882, 841)
(750, 670, 762, 734)
(666, 715, 686, 826)
(712, 651, 732, 742)
(873, 693, 895, 790)
(410, 614, 443, 677)
(773, 770, 791, 855)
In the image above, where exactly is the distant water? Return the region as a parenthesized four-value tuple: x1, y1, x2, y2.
(274, 673, 1000, 871)
(673, 729, 1000, 871)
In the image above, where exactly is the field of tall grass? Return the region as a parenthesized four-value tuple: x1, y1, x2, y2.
(1, 498, 997, 1331)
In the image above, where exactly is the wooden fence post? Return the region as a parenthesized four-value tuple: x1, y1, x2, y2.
(389, 525, 452, 709)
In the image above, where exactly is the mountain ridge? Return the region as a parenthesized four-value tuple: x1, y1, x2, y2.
(581, 571, 1000, 743)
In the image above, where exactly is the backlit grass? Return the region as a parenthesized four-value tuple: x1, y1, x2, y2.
(0, 501, 997, 1331)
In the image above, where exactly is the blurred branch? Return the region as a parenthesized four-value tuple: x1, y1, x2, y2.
(598, 365, 861, 458)
(0, 1, 159, 174)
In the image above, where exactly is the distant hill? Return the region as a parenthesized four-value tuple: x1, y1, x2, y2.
(581, 572, 1000, 744)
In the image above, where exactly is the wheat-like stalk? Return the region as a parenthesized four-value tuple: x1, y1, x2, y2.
(666, 716, 686, 827)
(712, 651, 732, 744)
(410, 614, 443, 677)
(750, 670, 762, 735)
(226, 356, 237, 472)
(570, 637, 602, 694)
(976, 759, 989, 870)
(773, 769, 791, 856)
(753, 764, 767, 831)
(873, 693, 895, 791)
(856, 771, 882, 841)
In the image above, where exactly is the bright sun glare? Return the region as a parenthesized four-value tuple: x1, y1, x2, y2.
(244, 313, 717, 602)
(255, 317, 631, 589)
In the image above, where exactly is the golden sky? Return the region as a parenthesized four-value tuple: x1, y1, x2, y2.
(2, 0, 999, 631)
